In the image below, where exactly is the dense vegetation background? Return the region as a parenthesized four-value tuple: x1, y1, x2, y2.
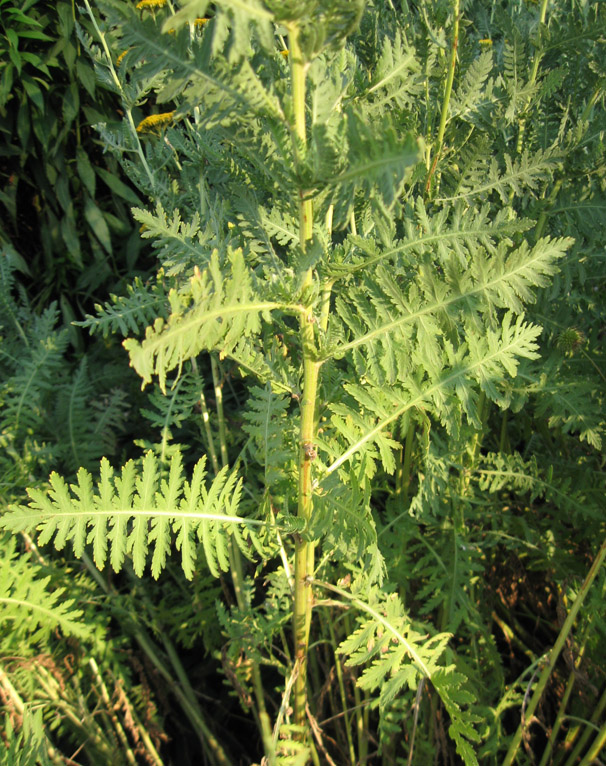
(0, 1, 605, 764)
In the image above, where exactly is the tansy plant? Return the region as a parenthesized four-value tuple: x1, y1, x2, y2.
(3, 0, 606, 764)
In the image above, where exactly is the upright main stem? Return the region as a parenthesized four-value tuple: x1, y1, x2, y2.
(289, 24, 319, 731)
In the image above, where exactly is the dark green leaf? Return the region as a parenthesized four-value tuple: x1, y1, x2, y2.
(84, 198, 112, 254)
(8, 45, 22, 74)
(76, 59, 96, 98)
(22, 77, 44, 111)
(96, 166, 143, 206)
(62, 82, 79, 125)
(76, 146, 96, 197)
(6, 28, 19, 49)
(60, 209, 83, 265)
(15, 30, 54, 42)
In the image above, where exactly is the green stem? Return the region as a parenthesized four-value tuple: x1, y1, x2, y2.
(82, 0, 155, 189)
(425, 0, 460, 194)
(81, 554, 230, 765)
(344, 613, 368, 764)
(289, 21, 318, 738)
(396, 417, 415, 503)
(534, 178, 562, 241)
(211, 356, 229, 469)
(511, 0, 549, 179)
(538, 635, 586, 766)
(210, 356, 275, 763)
(191, 358, 220, 475)
(578, 720, 606, 766)
(327, 617, 356, 764)
(502, 533, 606, 766)
(559, 683, 606, 766)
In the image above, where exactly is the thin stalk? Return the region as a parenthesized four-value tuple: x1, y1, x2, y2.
(502, 534, 606, 766)
(407, 679, 425, 766)
(344, 613, 368, 764)
(396, 417, 415, 503)
(425, 0, 460, 194)
(577, 719, 606, 766)
(559, 683, 606, 766)
(82, 0, 155, 189)
(88, 658, 137, 765)
(327, 617, 356, 765)
(210, 356, 275, 763)
(499, 412, 510, 454)
(0, 663, 64, 766)
(81, 553, 230, 766)
(211, 356, 229, 469)
(538, 636, 587, 766)
(534, 178, 563, 241)
(288, 20, 319, 737)
(191, 358, 220, 475)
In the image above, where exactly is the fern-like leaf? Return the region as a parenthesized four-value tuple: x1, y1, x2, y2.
(1, 452, 259, 580)
(124, 248, 299, 391)
(77, 276, 167, 338)
(0, 537, 92, 643)
(331, 585, 481, 766)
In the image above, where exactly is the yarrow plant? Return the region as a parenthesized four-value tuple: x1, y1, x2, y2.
(2, 0, 605, 764)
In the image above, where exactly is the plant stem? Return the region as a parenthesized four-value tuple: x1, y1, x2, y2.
(327, 616, 356, 764)
(396, 417, 415, 503)
(502, 533, 606, 766)
(513, 0, 549, 159)
(538, 635, 586, 766)
(191, 358, 220, 474)
(82, 0, 155, 189)
(289, 21, 319, 737)
(559, 683, 606, 766)
(211, 356, 229, 469)
(344, 613, 368, 764)
(425, 0, 460, 194)
(577, 720, 606, 766)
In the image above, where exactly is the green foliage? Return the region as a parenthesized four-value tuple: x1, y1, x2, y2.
(3, 451, 253, 579)
(2, 0, 606, 763)
(0, 536, 92, 644)
(0, 0, 143, 311)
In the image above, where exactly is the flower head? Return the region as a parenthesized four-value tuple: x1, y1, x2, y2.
(136, 111, 176, 134)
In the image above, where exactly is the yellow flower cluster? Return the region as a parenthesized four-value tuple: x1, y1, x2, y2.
(135, 111, 176, 133)
(136, 0, 167, 9)
(116, 49, 129, 67)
